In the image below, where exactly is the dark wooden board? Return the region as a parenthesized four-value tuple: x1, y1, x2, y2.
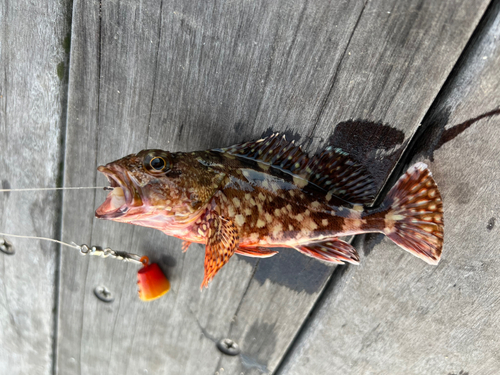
(279, 2, 500, 374)
(0, 0, 71, 373)
(58, 0, 489, 374)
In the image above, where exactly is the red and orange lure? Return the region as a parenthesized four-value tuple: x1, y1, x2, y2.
(96, 134, 443, 289)
(137, 256, 170, 301)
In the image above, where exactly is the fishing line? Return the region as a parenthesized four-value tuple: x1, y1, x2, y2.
(0, 230, 170, 300)
(0, 186, 107, 253)
(0, 186, 110, 253)
(0, 185, 171, 300)
(0, 186, 109, 192)
(0, 185, 120, 259)
(0, 231, 142, 264)
(0, 232, 80, 250)
(0, 185, 138, 263)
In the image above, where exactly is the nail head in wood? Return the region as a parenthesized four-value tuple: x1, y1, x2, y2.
(0, 238, 14, 255)
(217, 338, 240, 356)
(94, 285, 114, 303)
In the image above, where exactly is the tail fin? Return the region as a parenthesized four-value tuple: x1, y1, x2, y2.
(382, 162, 444, 264)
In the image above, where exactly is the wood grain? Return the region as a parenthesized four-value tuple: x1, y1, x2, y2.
(0, 0, 71, 373)
(58, 0, 489, 374)
(279, 2, 500, 374)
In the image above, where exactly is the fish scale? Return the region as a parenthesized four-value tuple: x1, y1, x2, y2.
(96, 135, 444, 289)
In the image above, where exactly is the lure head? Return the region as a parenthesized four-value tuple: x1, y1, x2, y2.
(96, 150, 221, 231)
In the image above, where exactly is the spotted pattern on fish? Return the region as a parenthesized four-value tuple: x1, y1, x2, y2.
(96, 134, 444, 289)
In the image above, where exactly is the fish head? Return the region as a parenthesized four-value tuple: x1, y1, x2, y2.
(95, 149, 218, 227)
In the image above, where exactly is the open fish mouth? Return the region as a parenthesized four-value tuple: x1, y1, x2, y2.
(95, 166, 133, 219)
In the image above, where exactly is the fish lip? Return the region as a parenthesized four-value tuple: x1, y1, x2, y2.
(95, 165, 133, 219)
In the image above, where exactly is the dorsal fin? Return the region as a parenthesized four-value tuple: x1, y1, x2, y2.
(215, 134, 377, 204)
(217, 133, 310, 173)
(307, 146, 377, 204)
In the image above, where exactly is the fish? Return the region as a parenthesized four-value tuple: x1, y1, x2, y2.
(96, 134, 444, 288)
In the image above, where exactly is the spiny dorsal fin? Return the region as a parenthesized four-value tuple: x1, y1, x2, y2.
(307, 146, 377, 204)
(201, 213, 238, 289)
(216, 134, 377, 204)
(217, 133, 309, 173)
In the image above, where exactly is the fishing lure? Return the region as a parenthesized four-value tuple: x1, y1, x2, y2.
(96, 134, 444, 289)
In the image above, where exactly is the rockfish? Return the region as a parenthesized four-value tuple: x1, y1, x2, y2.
(96, 134, 443, 288)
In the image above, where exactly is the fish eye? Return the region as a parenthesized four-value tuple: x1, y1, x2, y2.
(143, 151, 172, 174)
(150, 157, 166, 171)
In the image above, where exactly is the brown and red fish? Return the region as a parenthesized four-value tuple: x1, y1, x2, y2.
(96, 134, 443, 288)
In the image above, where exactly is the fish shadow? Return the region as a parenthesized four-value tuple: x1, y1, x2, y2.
(327, 120, 405, 184)
(240, 249, 332, 294)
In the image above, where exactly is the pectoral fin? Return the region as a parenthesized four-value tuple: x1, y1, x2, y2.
(202, 214, 239, 289)
(294, 239, 359, 264)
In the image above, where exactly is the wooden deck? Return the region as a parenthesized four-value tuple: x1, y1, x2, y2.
(1, 0, 499, 374)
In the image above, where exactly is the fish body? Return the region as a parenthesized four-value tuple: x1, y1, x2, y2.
(96, 134, 443, 288)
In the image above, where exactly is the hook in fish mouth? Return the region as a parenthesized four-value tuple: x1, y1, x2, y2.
(95, 166, 133, 219)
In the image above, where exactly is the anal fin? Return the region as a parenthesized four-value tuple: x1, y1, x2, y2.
(294, 239, 359, 264)
(235, 247, 279, 258)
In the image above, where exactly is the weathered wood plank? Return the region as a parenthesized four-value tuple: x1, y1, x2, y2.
(0, 0, 71, 373)
(56, 0, 131, 373)
(279, 2, 500, 374)
(58, 0, 489, 374)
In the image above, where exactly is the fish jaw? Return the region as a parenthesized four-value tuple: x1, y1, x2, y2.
(95, 165, 142, 220)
